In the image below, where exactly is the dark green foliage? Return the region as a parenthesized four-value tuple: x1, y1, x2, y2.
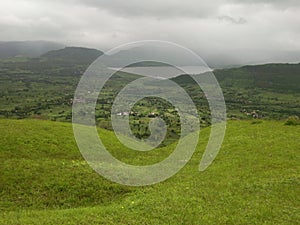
(284, 115, 300, 126)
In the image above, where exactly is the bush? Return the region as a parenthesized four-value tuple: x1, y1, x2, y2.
(284, 116, 300, 126)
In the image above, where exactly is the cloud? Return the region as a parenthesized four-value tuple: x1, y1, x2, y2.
(0, 0, 299, 67)
(229, 0, 300, 8)
(218, 15, 247, 24)
(59, 0, 223, 19)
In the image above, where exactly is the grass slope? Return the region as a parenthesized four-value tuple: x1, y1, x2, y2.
(0, 119, 299, 224)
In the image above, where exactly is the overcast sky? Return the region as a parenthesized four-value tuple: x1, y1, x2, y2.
(0, 0, 300, 66)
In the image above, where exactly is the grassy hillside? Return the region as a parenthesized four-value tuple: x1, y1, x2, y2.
(0, 119, 299, 224)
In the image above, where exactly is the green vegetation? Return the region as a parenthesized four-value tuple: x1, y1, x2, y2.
(1, 54, 299, 124)
(0, 49, 299, 143)
(284, 115, 300, 126)
(0, 47, 299, 224)
(0, 119, 299, 224)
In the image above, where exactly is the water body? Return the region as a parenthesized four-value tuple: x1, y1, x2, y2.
(110, 66, 212, 79)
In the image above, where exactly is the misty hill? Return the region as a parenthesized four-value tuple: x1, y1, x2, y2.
(215, 63, 300, 93)
(174, 63, 300, 93)
(0, 48, 299, 122)
(42, 47, 103, 64)
(173, 63, 300, 119)
(0, 41, 64, 58)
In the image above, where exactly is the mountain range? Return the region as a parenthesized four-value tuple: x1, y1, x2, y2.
(0, 41, 64, 58)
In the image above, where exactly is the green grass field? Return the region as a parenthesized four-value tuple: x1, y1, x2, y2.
(0, 119, 299, 224)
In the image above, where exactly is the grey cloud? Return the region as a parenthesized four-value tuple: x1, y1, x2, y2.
(0, 0, 299, 67)
(218, 15, 247, 24)
(228, 0, 300, 9)
(67, 0, 223, 18)
(61, 0, 300, 18)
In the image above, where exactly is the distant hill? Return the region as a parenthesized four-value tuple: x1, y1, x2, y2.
(0, 47, 299, 121)
(0, 41, 64, 58)
(174, 63, 300, 93)
(172, 63, 300, 119)
(42, 47, 103, 64)
(214, 63, 300, 93)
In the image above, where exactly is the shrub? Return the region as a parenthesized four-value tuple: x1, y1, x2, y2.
(284, 116, 300, 126)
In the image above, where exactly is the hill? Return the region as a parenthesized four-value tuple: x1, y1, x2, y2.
(42, 47, 103, 64)
(0, 55, 299, 136)
(174, 63, 300, 93)
(0, 119, 299, 224)
(0, 41, 64, 58)
(174, 63, 300, 119)
(214, 63, 300, 93)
